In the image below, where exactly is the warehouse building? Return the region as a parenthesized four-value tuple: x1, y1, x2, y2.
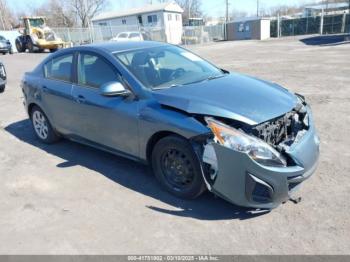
(92, 2, 183, 44)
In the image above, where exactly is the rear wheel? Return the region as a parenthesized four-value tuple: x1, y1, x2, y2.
(27, 39, 35, 53)
(30, 106, 60, 144)
(0, 85, 5, 93)
(151, 135, 206, 199)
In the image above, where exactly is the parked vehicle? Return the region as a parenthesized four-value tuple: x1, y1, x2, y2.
(21, 41, 320, 209)
(0, 35, 13, 55)
(0, 62, 6, 93)
(15, 16, 66, 53)
(110, 32, 144, 42)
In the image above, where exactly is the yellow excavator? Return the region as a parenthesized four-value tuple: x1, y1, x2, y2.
(15, 17, 67, 53)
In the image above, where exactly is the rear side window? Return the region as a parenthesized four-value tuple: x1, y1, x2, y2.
(44, 54, 73, 82)
(78, 53, 119, 88)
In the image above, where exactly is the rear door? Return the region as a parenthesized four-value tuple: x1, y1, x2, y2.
(70, 51, 139, 157)
(41, 52, 75, 134)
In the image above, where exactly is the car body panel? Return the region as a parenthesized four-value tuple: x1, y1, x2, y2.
(71, 84, 140, 157)
(209, 107, 319, 209)
(153, 73, 298, 125)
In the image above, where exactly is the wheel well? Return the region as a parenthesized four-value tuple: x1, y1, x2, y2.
(28, 103, 39, 118)
(146, 131, 187, 164)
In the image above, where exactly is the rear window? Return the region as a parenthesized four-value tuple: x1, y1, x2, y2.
(129, 33, 140, 38)
(118, 33, 128, 38)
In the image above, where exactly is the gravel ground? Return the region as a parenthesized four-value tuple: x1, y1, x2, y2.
(0, 36, 349, 254)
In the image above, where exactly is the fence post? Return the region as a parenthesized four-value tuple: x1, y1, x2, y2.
(341, 12, 346, 33)
(277, 13, 280, 37)
(320, 9, 324, 35)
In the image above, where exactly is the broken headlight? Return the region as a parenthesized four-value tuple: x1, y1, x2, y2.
(206, 117, 287, 167)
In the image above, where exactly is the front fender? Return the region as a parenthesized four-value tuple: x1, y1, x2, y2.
(138, 101, 209, 160)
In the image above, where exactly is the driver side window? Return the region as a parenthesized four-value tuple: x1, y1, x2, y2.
(78, 53, 120, 88)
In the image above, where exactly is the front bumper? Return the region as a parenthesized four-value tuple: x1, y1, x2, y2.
(0, 46, 11, 52)
(207, 107, 320, 209)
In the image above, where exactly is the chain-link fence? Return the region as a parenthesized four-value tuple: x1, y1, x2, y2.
(182, 24, 225, 45)
(52, 23, 225, 46)
(271, 13, 350, 37)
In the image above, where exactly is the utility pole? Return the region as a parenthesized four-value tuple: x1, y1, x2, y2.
(225, 0, 229, 23)
(257, 0, 259, 17)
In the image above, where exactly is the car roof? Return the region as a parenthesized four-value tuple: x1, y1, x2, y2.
(74, 41, 169, 53)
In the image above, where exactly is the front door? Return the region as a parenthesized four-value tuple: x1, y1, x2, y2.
(71, 52, 139, 157)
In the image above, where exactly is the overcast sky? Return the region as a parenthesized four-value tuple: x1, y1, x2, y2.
(8, 0, 318, 17)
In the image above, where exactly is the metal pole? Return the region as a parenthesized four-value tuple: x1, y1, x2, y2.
(225, 0, 229, 23)
(320, 8, 324, 35)
(257, 0, 259, 17)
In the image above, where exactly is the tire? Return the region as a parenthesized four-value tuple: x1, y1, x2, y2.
(151, 135, 206, 199)
(0, 85, 5, 93)
(9, 48, 13, 54)
(27, 39, 35, 53)
(30, 106, 60, 144)
(15, 39, 25, 53)
(50, 48, 58, 53)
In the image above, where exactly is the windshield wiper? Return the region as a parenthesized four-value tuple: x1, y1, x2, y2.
(152, 84, 182, 90)
(207, 74, 226, 81)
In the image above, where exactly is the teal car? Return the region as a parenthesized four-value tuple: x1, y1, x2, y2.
(21, 41, 320, 209)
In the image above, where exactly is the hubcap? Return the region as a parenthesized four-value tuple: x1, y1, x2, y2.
(32, 111, 49, 140)
(161, 148, 195, 190)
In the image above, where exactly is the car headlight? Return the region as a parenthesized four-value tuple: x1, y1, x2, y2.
(205, 117, 287, 167)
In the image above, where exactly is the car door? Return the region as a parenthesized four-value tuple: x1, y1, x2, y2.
(71, 51, 139, 157)
(40, 52, 76, 134)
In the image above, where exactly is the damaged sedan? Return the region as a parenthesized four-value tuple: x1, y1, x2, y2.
(21, 41, 320, 209)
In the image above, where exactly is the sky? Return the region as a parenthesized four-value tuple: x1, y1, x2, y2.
(8, 0, 318, 17)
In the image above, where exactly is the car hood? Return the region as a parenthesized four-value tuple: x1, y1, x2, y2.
(153, 73, 298, 126)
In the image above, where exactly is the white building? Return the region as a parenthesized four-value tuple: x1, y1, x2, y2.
(92, 2, 183, 44)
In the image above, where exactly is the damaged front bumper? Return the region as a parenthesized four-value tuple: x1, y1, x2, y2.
(203, 108, 320, 209)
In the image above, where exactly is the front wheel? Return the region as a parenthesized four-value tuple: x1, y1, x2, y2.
(30, 106, 60, 144)
(151, 135, 206, 199)
(0, 85, 5, 93)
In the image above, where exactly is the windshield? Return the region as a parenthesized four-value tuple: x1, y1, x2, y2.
(29, 18, 45, 27)
(114, 45, 223, 89)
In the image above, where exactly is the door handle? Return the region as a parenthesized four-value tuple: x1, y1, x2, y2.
(75, 95, 86, 103)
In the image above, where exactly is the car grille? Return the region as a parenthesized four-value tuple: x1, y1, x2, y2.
(251, 110, 308, 148)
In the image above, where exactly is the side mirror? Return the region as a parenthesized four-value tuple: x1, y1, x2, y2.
(100, 81, 131, 97)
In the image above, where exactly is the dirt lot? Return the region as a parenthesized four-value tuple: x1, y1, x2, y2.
(0, 37, 349, 254)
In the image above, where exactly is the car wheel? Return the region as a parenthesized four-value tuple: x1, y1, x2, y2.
(151, 135, 206, 199)
(50, 48, 58, 53)
(15, 39, 25, 53)
(30, 106, 60, 144)
(9, 48, 13, 54)
(27, 39, 35, 53)
(0, 85, 5, 93)
(1, 52, 6, 55)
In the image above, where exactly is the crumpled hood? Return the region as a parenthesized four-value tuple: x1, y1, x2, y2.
(153, 73, 298, 125)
